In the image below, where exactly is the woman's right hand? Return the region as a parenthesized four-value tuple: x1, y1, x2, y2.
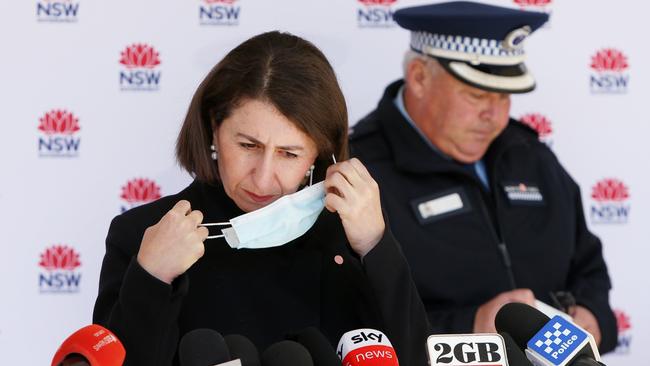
(136, 200, 209, 284)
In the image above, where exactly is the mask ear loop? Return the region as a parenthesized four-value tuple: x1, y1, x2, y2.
(332, 154, 337, 164)
(199, 222, 230, 239)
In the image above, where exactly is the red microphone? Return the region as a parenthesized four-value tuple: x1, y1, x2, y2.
(337, 328, 399, 366)
(51, 324, 125, 366)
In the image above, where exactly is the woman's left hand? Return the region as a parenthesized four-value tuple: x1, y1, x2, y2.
(324, 158, 385, 258)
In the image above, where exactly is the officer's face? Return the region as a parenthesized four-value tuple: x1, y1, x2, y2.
(408, 63, 511, 163)
(213, 98, 319, 212)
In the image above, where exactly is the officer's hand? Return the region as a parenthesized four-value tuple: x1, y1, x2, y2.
(569, 305, 601, 346)
(136, 200, 209, 284)
(324, 158, 385, 258)
(474, 289, 536, 333)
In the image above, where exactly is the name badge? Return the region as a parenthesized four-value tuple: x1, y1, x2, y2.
(410, 188, 471, 225)
(502, 182, 545, 206)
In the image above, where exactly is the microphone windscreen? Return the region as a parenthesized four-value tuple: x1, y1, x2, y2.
(495, 302, 550, 351)
(286, 327, 339, 366)
(50, 324, 125, 366)
(499, 332, 533, 366)
(179, 328, 230, 366)
(261, 340, 314, 366)
(225, 334, 260, 366)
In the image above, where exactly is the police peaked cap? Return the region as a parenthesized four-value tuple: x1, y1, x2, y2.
(394, 1, 549, 93)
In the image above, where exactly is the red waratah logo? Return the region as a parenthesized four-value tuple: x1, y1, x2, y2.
(519, 113, 552, 138)
(121, 178, 162, 204)
(358, 0, 397, 5)
(39, 245, 81, 271)
(591, 178, 629, 202)
(203, 0, 237, 3)
(590, 49, 629, 72)
(513, 0, 551, 6)
(38, 110, 80, 135)
(614, 309, 632, 333)
(119, 44, 161, 69)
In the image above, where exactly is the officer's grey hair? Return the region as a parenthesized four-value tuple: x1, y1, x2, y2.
(402, 49, 442, 79)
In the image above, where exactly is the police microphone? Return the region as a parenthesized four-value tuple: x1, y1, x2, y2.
(261, 340, 314, 366)
(287, 327, 340, 366)
(50, 324, 125, 366)
(225, 334, 261, 366)
(337, 328, 398, 366)
(495, 303, 604, 366)
(426, 333, 509, 366)
(179, 328, 233, 366)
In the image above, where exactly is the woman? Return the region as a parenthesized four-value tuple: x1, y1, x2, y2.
(93, 31, 429, 365)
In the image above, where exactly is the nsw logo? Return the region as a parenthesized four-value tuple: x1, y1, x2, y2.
(590, 178, 630, 224)
(120, 178, 162, 212)
(119, 43, 162, 91)
(614, 309, 632, 354)
(37, 109, 81, 157)
(199, 0, 241, 26)
(38, 245, 82, 293)
(36, 0, 79, 23)
(519, 113, 553, 147)
(357, 0, 397, 28)
(589, 48, 629, 94)
(527, 316, 588, 366)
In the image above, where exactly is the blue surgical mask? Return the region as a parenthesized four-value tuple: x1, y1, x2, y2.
(202, 158, 335, 249)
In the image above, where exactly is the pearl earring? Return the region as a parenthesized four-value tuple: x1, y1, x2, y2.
(210, 144, 218, 160)
(306, 165, 315, 186)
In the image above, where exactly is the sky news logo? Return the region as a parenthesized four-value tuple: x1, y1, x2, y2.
(120, 178, 162, 212)
(38, 245, 82, 293)
(590, 48, 629, 94)
(36, 0, 79, 23)
(614, 309, 632, 354)
(199, 0, 241, 26)
(527, 316, 588, 365)
(38, 109, 81, 157)
(590, 178, 630, 224)
(519, 113, 553, 147)
(119, 43, 162, 91)
(357, 0, 397, 28)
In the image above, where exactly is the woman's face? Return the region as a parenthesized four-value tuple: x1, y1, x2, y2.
(214, 99, 319, 212)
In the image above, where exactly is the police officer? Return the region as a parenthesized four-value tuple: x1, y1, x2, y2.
(350, 1, 618, 353)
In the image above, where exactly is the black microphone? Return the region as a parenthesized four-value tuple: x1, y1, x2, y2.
(500, 332, 533, 366)
(179, 328, 231, 366)
(261, 340, 314, 366)
(495, 303, 604, 366)
(286, 327, 340, 366)
(225, 334, 261, 366)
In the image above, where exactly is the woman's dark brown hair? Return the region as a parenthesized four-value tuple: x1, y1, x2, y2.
(176, 31, 349, 184)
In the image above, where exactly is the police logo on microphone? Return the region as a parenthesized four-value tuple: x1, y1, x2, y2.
(527, 316, 589, 366)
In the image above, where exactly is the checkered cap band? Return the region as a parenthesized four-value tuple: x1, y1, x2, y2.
(411, 31, 525, 65)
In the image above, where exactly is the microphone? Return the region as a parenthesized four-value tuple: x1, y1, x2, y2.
(179, 328, 231, 366)
(287, 327, 340, 366)
(50, 324, 125, 366)
(337, 328, 398, 366)
(495, 303, 604, 366)
(425, 333, 508, 366)
(261, 340, 314, 366)
(500, 332, 533, 366)
(225, 334, 261, 366)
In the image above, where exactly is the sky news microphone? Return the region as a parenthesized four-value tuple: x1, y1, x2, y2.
(179, 328, 232, 366)
(51, 324, 125, 366)
(261, 340, 314, 366)
(426, 333, 509, 366)
(495, 303, 605, 366)
(225, 334, 260, 366)
(337, 328, 398, 366)
(286, 327, 341, 366)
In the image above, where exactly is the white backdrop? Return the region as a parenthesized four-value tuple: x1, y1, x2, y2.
(0, 0, 644, 364)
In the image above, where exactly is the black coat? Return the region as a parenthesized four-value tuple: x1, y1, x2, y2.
(349, 80, 618, 353)
(93, 179, 431, 365)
